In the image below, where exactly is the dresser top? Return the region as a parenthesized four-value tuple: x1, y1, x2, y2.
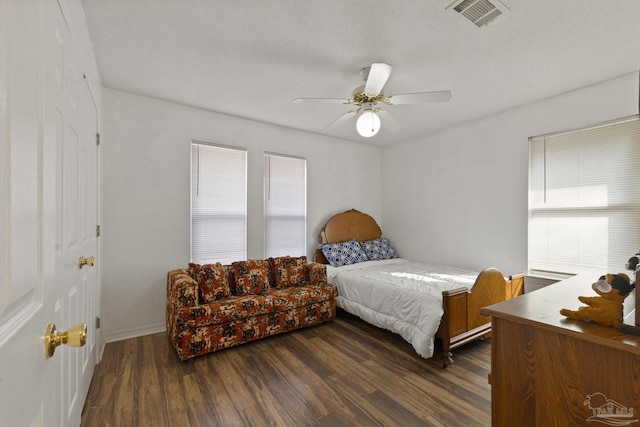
(480, 269, 640, 351)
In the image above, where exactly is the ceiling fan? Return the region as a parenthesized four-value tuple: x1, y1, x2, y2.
(293, 62, 452, 137)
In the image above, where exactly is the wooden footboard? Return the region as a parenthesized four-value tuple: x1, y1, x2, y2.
(435, 268, 524, 368)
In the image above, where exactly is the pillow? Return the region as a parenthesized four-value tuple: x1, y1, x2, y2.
(360, 237, 398, 261)
(319, 239, 368, 267)
(269, 256, 310, 288)
(232, 260, 270, 295)
(188, 262, 232, 303)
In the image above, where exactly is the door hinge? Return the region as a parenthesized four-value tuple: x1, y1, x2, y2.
(96, 132, 100, 146)
(96, 317, 101, 329)
(96, 225, 101, 237)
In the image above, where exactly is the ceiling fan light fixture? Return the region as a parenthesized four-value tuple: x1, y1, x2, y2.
(356, 110, 380, 137)
(294, 61, 452, 138)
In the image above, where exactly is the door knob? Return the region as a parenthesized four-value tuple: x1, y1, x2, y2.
(44, 323, 87, 358)
(79, 255, 95, 269)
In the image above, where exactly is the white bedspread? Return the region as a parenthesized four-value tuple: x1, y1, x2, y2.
(326, 258, 479, 359)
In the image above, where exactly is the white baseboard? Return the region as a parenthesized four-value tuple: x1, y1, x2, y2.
(103, 322, 166, 343)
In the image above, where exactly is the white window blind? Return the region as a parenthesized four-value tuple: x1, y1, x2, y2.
(191, 142, 247, 264)
(528, 117, 640, 276)
(264, 153, 306, 258)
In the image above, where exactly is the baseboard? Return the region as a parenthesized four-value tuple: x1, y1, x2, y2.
(103, 322, 166, 343)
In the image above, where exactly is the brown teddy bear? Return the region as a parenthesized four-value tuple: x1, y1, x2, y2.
(560, 273, 634, 328)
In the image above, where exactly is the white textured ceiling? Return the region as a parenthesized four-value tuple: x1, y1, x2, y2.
(81, 0, 640, 146)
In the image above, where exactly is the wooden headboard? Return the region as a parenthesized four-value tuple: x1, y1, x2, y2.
(315, 209, 382, 263)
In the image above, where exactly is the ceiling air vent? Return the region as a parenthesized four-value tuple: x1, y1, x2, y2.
(447, 0, 509, 27)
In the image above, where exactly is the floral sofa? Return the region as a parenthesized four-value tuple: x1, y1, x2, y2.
(167, 256, 337, 361)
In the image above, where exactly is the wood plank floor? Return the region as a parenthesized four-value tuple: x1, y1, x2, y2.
(81, 310, 491, 426)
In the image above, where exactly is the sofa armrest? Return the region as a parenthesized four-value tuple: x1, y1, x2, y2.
(167, 269, 199, 309)
(308, 262, 328, 286)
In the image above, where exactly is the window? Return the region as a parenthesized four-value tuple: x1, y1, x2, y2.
(191, 142, 246, 264)
(264, 153, 306, 258)
(528, 117, 640, 276)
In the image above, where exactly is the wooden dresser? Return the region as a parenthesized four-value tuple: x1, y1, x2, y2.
(480, 271, 640, 427)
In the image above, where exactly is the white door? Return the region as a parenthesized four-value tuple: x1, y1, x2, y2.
(0, 0, 100, 426)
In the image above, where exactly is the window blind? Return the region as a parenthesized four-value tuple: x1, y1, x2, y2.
(264, 153, 306, 258)
(191, 142, 247, 264)
(528, 117, 640, 276)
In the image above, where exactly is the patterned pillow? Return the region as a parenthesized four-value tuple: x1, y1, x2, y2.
(269, 256, 310, 288)
(319, 239, 368, 267)
(188, 263, 232, 304)
(232, 260, 270, 295)
(360, 237, 399, 261)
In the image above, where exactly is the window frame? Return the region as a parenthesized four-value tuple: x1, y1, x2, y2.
(528, 115, 640, 277)
(190, 141, 247, 265)
(263, 152, 307, 259)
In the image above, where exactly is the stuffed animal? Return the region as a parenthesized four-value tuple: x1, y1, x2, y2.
(625, 251, 640, 276)
(560, 273, 634, 328)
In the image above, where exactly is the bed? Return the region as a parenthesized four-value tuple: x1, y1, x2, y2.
(315, 209, 524, 367)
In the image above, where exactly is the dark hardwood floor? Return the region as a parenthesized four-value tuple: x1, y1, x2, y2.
(81, 310, 491, 426)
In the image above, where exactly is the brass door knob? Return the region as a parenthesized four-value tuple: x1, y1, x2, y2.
(44, 323, 87, 358)
(79, 256, 95, 269)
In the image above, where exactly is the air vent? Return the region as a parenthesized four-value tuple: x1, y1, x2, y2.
(447, 0, 509, 27)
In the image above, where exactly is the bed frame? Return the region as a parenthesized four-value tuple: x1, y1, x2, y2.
(315, 209, 524, 368)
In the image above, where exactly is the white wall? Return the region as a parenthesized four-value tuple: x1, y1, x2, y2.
(101, 89, 381, 341)
(101, 72, 639, 341)
(382, 72, 639, 277)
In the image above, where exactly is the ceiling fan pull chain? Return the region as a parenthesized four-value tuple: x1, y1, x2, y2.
(369, 108, 375, 132)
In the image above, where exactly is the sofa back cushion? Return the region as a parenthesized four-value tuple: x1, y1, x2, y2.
(269, 256, 310, 288)
(188, 263, 232, 304)
(232, 259, 270, 295)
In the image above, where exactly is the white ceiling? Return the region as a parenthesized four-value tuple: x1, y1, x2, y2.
(80, 0, 640, 146)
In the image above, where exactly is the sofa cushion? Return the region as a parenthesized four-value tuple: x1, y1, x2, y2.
(269, 285, 338, 311)
(269, 256, 310, 288)
(232, 259, 271, 295)
(188, 262, 232, 304)
(177, 294, 274, 328)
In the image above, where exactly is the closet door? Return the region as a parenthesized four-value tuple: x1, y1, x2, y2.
(0, 1, 100, 425)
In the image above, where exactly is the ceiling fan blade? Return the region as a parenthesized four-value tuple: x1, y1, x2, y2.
(388, 90, 452, 105)
(364, 63, 393, 94)
(293, 97, 350, 104)
(376, 110, 401, 133)
(323, 110, 358, 131)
